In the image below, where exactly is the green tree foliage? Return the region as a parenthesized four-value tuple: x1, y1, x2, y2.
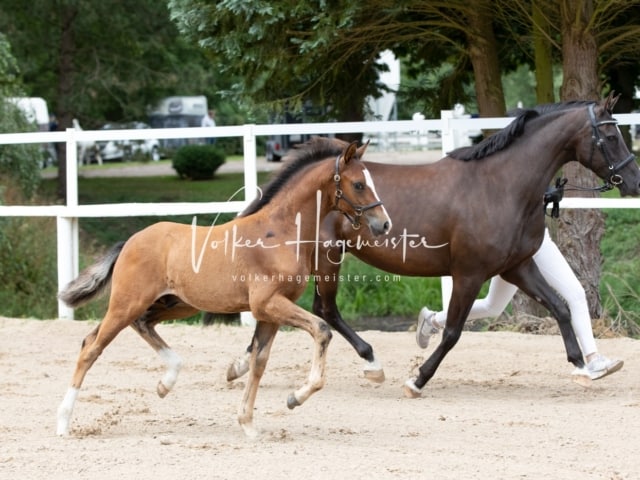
(0, 0, 223, 127)
(168, 0, 393, 125)
(0, 33, 40, 198)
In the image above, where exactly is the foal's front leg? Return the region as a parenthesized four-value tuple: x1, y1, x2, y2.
(238, 294, 332, 437)
(237, 321, 279, 438)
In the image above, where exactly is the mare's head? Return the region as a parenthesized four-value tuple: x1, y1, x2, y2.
(241, 137, 391, 236)
(568, 93, 640, 196)
(448, 92, 640, 196)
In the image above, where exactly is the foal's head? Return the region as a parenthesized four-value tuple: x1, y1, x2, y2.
(241, 137, 391, 236)
(333, 140, 391, 235)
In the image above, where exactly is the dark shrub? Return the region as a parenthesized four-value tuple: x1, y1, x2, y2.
(172, 145, 226, 180)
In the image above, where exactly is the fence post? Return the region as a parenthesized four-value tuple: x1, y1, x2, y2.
(57, 128, 80, 319)
(240, 124, 258, 327)
(439, 110, 454, 312)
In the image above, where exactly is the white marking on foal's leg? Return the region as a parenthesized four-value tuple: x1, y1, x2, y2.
(56, 387, 79, 436)
(156, 348, 182, 398)
(363, 354, 385, 383)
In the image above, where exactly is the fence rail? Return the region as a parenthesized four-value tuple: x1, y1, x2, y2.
(2, 111, 640, 320)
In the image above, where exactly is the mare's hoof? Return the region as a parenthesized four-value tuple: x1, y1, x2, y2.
(364, 368, 385, 383)
(287, 393, 300, 410)
(157, 381, 170, 398)
(402, 378, 422, 399)
(571, 367, 593, 388)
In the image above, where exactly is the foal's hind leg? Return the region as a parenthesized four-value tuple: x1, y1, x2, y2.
(226, 344, 252, 382)
(129, 298, 198, 398)
(57, 312, 134, 436)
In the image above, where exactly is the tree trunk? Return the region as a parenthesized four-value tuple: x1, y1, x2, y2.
(532, 0, 555, 104)
(513, 0, 604, 320)
(466, 2, 506, 118)
(557, 0, 604, 318)
(56, 5, 78, 202)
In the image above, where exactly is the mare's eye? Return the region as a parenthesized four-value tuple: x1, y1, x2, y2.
(353, 181, 365, 191)
(606, 135, 617, 142)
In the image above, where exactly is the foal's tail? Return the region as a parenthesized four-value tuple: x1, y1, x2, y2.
(58, 242, 125, 308)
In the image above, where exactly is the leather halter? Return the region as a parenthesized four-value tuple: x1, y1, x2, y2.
(333, 154, 383, 230)
(587, 103, 636, 190)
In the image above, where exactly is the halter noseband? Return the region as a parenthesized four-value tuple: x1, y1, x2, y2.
(333, 154, 383, 230)
(587, 103, 636, 190)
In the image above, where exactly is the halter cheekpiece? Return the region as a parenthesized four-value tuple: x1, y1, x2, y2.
(333, 154, 383, 229)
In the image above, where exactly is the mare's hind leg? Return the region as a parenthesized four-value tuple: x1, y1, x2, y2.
(403, 275, 482, 398)
(131, 297, 199, 397)
(237, 321, 279, 438)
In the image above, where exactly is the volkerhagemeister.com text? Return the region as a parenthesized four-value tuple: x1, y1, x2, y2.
(230, 272, 401, 285)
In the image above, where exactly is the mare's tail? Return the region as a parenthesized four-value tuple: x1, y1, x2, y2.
(58, 242, 125, 308)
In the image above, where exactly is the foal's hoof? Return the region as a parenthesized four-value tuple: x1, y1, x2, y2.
(364, 368, 385, 383)
(239, 422, 260, 440)
(287, 393, 301, 410)
(226, 357, 250, 382)
(402, 378, 422, 399)
(157, 381, 170, 398)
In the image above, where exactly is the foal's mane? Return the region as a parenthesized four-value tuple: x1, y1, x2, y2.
(448, 100, 594, 161)
(240, 136, 349, 217)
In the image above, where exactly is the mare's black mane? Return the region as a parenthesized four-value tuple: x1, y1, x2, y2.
(448, 100, 595, 161)
(240, 136, 349, 217)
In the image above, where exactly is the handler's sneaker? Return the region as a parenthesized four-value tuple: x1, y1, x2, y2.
(416, 307, 440, 349)
(587, 354, 624, 380)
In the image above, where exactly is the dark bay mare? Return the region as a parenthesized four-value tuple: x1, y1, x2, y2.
(228, 94, 640, 396)
(56, 138, 391, 438)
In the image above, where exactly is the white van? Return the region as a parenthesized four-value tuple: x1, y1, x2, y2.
(8, 97, 57, 167)
(148, 95, 208, 149)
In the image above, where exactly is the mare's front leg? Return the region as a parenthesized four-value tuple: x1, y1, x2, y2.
(501, 259, 587, 384)
(403, 275, 483, 398)
(313, 253, 384, 383)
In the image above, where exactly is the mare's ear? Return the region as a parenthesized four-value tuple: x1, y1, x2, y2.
(342, 141, 359, 165)
(603, 91, 619, 114)
(356, 139, 370, 159)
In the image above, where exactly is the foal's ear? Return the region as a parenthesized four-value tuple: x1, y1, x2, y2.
(356, 139, 370, 159)
(342, 141, 359, 165)
(603, 91, 620, 113)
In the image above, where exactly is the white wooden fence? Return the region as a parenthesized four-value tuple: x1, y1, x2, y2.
(1, 111, 640, 320)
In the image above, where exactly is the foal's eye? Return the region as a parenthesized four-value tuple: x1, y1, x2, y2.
(353, 181, 365, 191)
